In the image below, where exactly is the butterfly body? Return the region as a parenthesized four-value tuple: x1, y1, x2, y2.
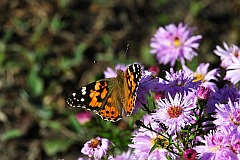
(67, 64, 142, 122)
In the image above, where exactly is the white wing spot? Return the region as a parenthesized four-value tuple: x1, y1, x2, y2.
(72, 92, 76, 97)
(82, 87, 87, 95)
(132, 65, 136, 72)
(81, 98, 85, 102)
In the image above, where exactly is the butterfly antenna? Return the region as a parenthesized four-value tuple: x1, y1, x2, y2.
(124, 43, 130, 60)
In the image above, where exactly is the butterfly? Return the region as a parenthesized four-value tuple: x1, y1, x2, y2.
(66, 63, 142, 122)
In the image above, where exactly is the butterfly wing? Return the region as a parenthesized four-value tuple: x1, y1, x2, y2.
(123, 64, 142, 115)
(66, 79, 122, 121)
(67, 63, 142, 122)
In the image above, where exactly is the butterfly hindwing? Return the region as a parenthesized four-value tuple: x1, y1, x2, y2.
(95, 96, 122, 122)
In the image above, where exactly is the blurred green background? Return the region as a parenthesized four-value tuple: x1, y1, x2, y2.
(0, 0, 239, 159)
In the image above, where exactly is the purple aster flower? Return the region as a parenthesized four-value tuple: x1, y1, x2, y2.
(207, 85, 240, 113)
(225, 56, 240, 84)
(108, 149, 135, 160)
(129, 130, 170, 160)
(214, 42, 240, 68)
(134, 70, 160, 113)
(182, 63, 220, 91)
(141, 113, 155, 125)
(81, 136, 110, 160)
(195, 126, 239, 160)
(156, 68, 200, 97)
(214, 99, 240, 130)
(150, 23, 202, 66)
(152, 93, 195, 134)
(183, 148, 197, 160)
(197, 86, 211, 100)
(230, 131, 240, 157)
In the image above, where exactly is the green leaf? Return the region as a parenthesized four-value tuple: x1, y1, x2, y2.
(27, 70, 44, 97)
(181, 129, 189, 133)
(69, 114, 82, 133)
(140, 44, 155, 66)
(74, 43, 86, 63)
(189, 134, 195, 140)
(50, 16, 65, 32)
(0, 42, 6, 65)
(42, 138, 75, 156)
(41, 120, 61, 130)
(1, 129, 22, 141)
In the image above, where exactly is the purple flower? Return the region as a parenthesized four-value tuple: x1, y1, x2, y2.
(129, 130, 169, 160)
(207, 85, 240, 113)
(154, 91, 165, 101)
(195, 126, 240, 160)
(81, 136, 110, 160)
(134, 70, 160, 113)
(197, 86, 211, 100)
(214, 43, 240, 85)
(76, 111, 92, 125)
(138, 113, 160, 132)
(183, 149, 197, 160)
(214, 42, 240, 68)
(152, 93, 195, 134)
(183, 63, 220, 91)
(150, 23, 202, 66)
(108, 149, 135, 160)
(230, 131, 240, 157)
(214, 99, 240, 130)
(78, 158, 91, 160)
(156, 69, 200, 97)
(104, 64, 128, 78)
(225, 56, 240, 84)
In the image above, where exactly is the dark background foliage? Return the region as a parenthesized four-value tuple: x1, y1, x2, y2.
(0, 0, 239, 159)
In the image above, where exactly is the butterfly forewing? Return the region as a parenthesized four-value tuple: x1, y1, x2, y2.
(124, 64, 142, 115)
(67, 80, 110, 110)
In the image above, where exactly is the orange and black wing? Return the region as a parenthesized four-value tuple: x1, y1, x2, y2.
(66, 80, 122, 121)
(124, 64, 142, 115)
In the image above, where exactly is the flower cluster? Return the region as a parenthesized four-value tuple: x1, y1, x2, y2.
(77, 23, 240, 159)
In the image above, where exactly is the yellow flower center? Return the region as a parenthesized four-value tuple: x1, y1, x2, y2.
(167, 106, 182, 118)
(89, 137, 101, 148)
(173, 37, 181, 47)
(151, 136, 168, 148)
(193, 73, 205, 82)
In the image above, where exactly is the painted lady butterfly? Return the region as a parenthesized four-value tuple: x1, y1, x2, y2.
(66, 64, 142, 122)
